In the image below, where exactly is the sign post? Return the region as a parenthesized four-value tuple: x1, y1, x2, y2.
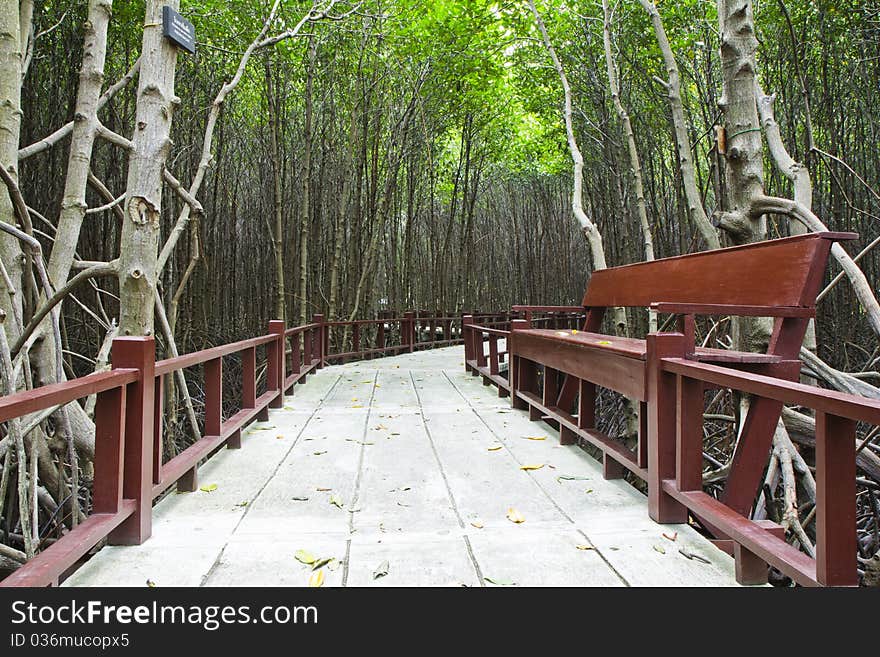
(162, 6, 196, 54)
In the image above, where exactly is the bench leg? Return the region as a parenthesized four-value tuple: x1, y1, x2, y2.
(603, 454, 626, 480)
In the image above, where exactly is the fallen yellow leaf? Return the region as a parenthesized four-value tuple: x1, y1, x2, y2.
(295, 549, 317, 565)
(523, 436, 546, 441)
(308, 569, 325, 587)
(576, 544, 594, 551)
(597, 340, 612, 345)
(470, 520, 484, 529)
(199, 483, 218, 493)
(506, 507, 525, 524)
(572, 330, 579, 335)
(519, 464, 544, 471)
(487, 444, 503, 451)
(352, 405, 364, 409)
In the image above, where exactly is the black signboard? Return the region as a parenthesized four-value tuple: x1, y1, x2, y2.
(162, 6, 196, 54)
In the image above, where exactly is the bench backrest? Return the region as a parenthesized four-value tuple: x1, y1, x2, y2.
(582, 232, 856, 311)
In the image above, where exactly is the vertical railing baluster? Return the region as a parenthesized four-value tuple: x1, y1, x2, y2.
(816, 411, 858, 586)
(268, 320, 285, 409)
(92, 386, 126, 515)
(152, 375, 163, 486)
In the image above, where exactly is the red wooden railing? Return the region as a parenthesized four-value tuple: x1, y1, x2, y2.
(0, 310, 476, 587)
(464, 311, 880, 587)
(463, 306, 585, 395)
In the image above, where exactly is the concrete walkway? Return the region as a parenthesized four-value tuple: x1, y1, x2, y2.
(65, 345, 740, 587)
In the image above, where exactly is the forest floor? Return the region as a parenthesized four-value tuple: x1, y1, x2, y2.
(64, 346, 742, 587)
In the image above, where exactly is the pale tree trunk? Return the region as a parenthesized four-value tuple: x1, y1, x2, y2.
(528, 0, 627, 335)
(601, 0, 656, 331)
(298, 36, 315, 326)
(715, 0, 765, 248)
(638, 0, 720, 251)
(755, 82, 816, 365)
(0, 0, 24, 340)
(25, 0, 115, 463)
(48, 0, 113, 289)
(328, 107, 356, 323)
(264, 55, 285, 321)
(118, 0, 180, 336)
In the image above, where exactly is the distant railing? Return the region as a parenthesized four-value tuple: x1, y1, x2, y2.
(0, 310, 489, 587)
(463, 306, 586, 395)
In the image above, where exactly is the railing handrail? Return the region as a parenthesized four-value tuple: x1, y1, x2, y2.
(0, 368, 139, 423)
(155, 333, 277, 376)
(662, 356, 880, 424)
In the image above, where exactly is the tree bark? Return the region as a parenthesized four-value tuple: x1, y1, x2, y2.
(117, 0, 179, 336)
(638, 0, 720, 251)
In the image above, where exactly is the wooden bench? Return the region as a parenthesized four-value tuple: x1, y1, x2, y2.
(509, 231, 857, 519)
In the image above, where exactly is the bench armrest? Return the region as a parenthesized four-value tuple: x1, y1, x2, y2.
(650, 302, 815, 318)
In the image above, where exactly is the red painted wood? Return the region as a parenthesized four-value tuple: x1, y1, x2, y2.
(242, 346, 256, 408)
(543, 365, 558, 409)
(637, 401, 648, 469)
(268, 320, 285, 409)
(646, 333, 688, 523)
(489, 335, 500, 375)
(662, 484, 818, 586)
(108, 337, 155, 546)
(514, 331, 646, 401)
(584, 233, 853, 309)
(578, 379, 595, 430)
(291, 328, 302, 375)
(815, 412, 858, 586)
(662, 358, 880, 426)
(205, 357, 222, 436)
(734, 543, 769, 585)
(0, 369, 137, 423)
(313, 314, 325, 368)
(652, 302, 815, 318)
(676, 376, 704, 492)
(154, 333, 276, 376)
(92, 386, 126, 514)
(0, 503, 135, 587)
(153, 375, 163, 485)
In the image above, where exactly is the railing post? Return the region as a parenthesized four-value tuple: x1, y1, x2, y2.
(313, 314, 325, 368)
(509, 318, 530, 411)
(646, 332, 688, 524)
(815, 412, 858, 586)
(462, 315, 474, 371)
(404, 311, 415, 353)
(291, 328, 302, 378)
(108, 336, 155, 546)
(268, 319, 285, 409)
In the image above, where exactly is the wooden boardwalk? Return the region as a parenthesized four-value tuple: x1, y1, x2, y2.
(64, 345, 741, 587)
